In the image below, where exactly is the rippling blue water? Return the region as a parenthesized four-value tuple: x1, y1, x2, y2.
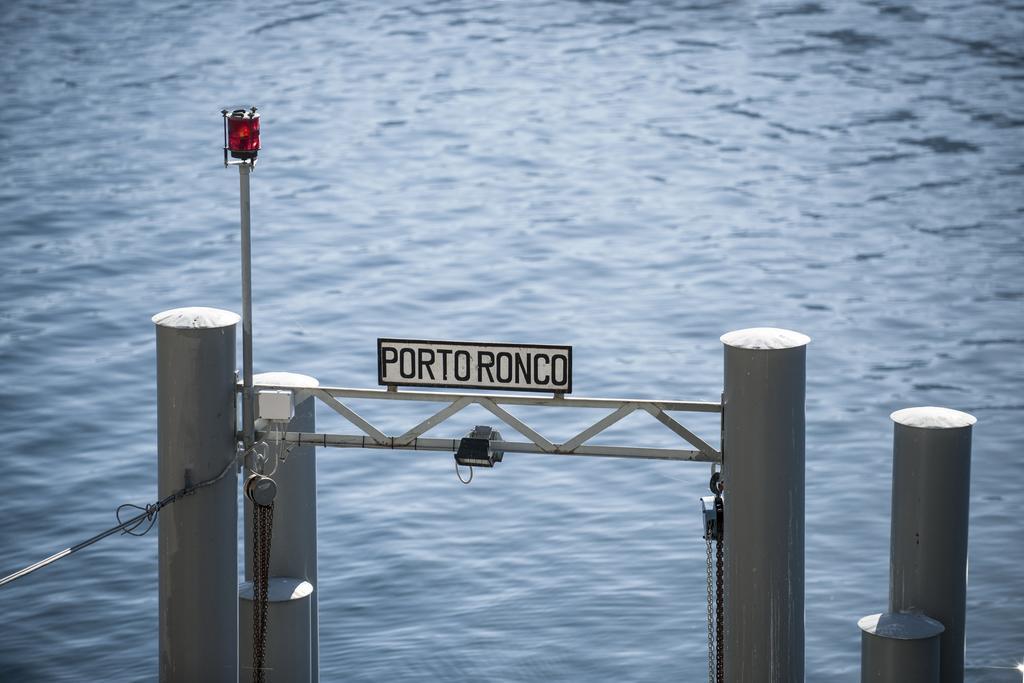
(2, 1, 1022, 680)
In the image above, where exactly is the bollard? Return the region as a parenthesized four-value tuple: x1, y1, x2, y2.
(859, 611, 944, 683)
(154, 307, 240, 682)
(242, 372, 320, 682)
(240, 578, 314, 683)
(889, 407, 975, 683)
(721, 327, 809, 682)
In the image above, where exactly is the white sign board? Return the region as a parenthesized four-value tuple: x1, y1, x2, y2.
(378, 338, 572, 393)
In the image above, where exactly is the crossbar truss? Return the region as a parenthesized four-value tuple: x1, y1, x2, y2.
(249, 383, 722, 464)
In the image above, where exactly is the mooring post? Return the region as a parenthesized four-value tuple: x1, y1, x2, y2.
(154, 307, 240, 682)
(240, 372, 320, 682)
(888, 407, 976, 683)
(858, 610, 944, 682)
(720, 327, 809, 682)
(240, 578, 314, 682)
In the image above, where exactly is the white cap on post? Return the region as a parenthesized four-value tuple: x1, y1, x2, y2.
(152, 306, 241, 329)
(891, 406, 976, 429)
(720, 326, 811, 350)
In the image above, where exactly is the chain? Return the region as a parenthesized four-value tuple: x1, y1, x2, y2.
(251, 500, 274, 683)
(706, 536, 715, 683)
(715, 535, 724, 683)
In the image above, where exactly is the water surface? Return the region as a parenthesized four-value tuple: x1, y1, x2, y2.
(1, 0, 1022, 680)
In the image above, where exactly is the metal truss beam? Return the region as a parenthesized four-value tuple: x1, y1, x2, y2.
(247, 382, 722, 463)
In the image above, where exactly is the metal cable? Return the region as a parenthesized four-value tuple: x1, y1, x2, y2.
(0, 454, 238, 589)
(454, 460, 473, 484)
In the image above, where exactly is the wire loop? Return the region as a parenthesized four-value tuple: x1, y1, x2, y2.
(455, 461, 473, 485)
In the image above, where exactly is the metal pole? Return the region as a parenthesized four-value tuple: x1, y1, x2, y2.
(154, 307, 240, 682)
(242, 372, 320, 682)
(720, 327, 809, 682)
(240, 162, 255, 450)
(889, 407, 976, 683)
(859, 611, 943, 683)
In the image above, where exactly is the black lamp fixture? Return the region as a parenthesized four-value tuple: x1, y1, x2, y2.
(455, 425, 504, 468)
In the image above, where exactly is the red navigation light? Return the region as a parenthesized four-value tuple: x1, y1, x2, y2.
(222, 107, 260, 165)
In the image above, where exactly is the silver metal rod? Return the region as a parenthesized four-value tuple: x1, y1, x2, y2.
(478, 397, 557, 452)
(240, 163, 255, 450)
(243, 372, 320, 682)
(312, 389, 389, 444)
(639, 403, 719, 459)
(561, 403, 637, 452)
(395, 396, 472, 445)
(721, 328, 809, 682)
(250, 382, 721, 413)
(888, 407, 976, 683)
(153, 307, 240, 682)
(272, 431, 715, 462)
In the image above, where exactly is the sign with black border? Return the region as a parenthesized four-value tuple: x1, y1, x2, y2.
(377, 338, 572, 393)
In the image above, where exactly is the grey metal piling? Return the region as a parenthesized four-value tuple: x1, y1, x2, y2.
(859, 611, 944, 683)
(720, 327, 810, 683)
(888, 407, 976, 683)
(240, 578, 314, 683)
(240, 372, 320, 682)
(154, 307, 240, 683)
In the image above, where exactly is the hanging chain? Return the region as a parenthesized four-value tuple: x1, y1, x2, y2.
(252, 499, 274, 683)
(705, 536, 715, 683)
(715, 534, 724, 683)
(703, 469, 725, 683)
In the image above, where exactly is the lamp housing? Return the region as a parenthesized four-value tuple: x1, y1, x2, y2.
(222, 107, 260, 165)
(455, 425, 504, 468)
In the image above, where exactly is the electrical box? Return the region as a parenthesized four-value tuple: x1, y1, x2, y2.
(257, 389, 295, 422)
